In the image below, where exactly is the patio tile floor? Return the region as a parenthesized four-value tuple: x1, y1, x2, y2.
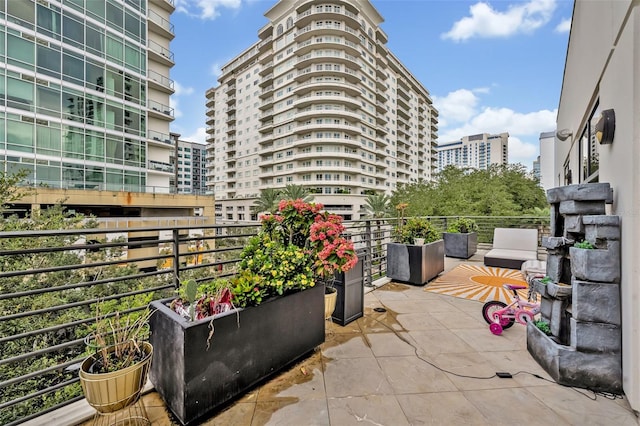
(79, 251, 638, 426)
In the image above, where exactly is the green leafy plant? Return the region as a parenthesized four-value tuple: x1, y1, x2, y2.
(238, 236, 314, 301)
(534, 320, 552, 336)
(234, 199, 358, 306)
(574, 240, 595, 249)
(539, 276, 552, 284)
(395, 217, 440, 245)
(446, 217, 479, 233)
(230, 270, 265, 308)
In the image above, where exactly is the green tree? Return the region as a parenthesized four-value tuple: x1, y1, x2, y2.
(251, 188, 281, 214)
(279, 184, 313, 202)
(0, 172, 172, 424)
(389, 165, 547, 217)
(362, 193, 391, 218)
(0, 169, 32, 212)
(361, 193, 391, 267)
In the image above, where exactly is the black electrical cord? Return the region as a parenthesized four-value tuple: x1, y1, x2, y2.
(364, 302, 636, 413)
(364, 306, 498, 380)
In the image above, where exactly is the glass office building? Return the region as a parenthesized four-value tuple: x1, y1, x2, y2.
(0, 0, 175, 193)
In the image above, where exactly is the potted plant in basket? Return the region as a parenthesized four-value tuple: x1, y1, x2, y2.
(387, 209, 444, 285)
(79, 304, 153, 415)
(148, 199, 358, 426)
(443, 217, 479, 259)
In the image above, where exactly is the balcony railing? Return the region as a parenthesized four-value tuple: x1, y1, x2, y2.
(0, 216, 548, 424)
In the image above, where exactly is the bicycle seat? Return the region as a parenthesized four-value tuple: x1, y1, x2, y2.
(503, 284, 527, 291)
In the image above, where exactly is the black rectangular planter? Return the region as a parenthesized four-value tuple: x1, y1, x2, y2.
(443, 232, 478, 259)
(386, 241, 445, 285)
(331, 257, 364, 326)
(149, 284, 325, 425)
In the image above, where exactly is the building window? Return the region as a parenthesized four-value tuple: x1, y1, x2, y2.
(563, 160, 572, 185)
(580, 100, 600, 183)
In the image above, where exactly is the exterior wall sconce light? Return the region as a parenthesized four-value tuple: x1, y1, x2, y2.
(556, 128, 573, 141)
(595, 108, 615, 144)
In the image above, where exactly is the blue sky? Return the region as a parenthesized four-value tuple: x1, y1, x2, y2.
(169, 0, 573, 169)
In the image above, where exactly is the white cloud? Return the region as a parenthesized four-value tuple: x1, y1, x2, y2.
(436, 88, 557, 166)
(170, 82, 195, 118)
(442, 0, 557, 42)
(210, 63, 222, 78)
(170, 97, 182, 118)
(433, 89, 480, 127)
(174, 81, 194, 96)
(182, 127, 208, 144)
(176, 0, 243, 20)
(439, 106, 557, 142)
(508, 135, 539, 165)
(555, 18, 571, 33)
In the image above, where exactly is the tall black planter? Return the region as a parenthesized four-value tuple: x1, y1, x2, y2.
(386, 240, 444, 285)
(331, 256, 364, 326)
(443, 232, 478, 259)
(148, 285, 324, 425)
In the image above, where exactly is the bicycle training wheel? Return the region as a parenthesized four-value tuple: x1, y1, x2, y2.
(482, 301, 515, 329)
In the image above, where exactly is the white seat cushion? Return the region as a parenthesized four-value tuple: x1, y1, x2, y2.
(484, 248, 538, 261)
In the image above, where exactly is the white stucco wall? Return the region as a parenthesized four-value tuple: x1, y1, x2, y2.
(539, 133, 555, 191)
(556, 0, 639, 413)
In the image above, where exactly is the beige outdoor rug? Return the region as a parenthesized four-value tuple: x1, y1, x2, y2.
(426, 264, 529, 304)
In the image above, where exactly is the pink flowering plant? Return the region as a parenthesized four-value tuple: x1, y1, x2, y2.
(234, 199, 358, 306)
(309, 213, 358, 280)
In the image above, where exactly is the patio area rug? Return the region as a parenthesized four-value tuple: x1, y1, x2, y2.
(426, 264, 528, 304)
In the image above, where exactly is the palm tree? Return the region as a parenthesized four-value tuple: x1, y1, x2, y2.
(361, 193, 391, 273)
(251, 188, 281, 214)
(362, 193, 391, 219)
(279, 184, 313, 202)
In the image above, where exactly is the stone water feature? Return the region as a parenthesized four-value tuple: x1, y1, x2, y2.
(527, 182, 622, 393)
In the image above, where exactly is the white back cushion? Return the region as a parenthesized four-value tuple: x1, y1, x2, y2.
(493, 228, 538, 252)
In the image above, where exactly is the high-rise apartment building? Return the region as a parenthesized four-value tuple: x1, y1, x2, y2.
(538, 130, 555, 191)
(170, 134, 208, 195)
(1, 0, 175, 195)
(532, 155, 541, 182)
(437, 132, 509, 171)
(205, 0, 438, 221)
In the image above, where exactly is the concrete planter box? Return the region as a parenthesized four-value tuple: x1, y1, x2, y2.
(570, 246, 620, 283)
(443, 232, 478, 259)
(386, 240, 444, 285)
(149, 285, 325, 425)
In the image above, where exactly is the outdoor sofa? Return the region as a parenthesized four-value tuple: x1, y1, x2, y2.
(483, 227, 539, 269)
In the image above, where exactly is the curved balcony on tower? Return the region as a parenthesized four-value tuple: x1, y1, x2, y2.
(294, 92, 360, 109)
(295, 3, 360, 28)
(294, 22, 361, 45)
(296, 36, 360, 58)
(294, 79, 361, 97)
(295, 106, 360, 122)
(295, 65, 360, 84)
(296, 50, 361, 71)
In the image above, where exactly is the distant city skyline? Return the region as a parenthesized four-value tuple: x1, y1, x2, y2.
(170, 0, 572, 169)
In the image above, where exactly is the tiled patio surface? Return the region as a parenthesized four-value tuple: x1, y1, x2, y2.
(74, 251, 638, 426)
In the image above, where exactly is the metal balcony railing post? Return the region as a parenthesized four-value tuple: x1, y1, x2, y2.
(364, 220, 373, 287)
(173, 228, 180, 288)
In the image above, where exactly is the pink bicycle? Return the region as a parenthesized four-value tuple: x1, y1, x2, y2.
(482, 284, 540, 335)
